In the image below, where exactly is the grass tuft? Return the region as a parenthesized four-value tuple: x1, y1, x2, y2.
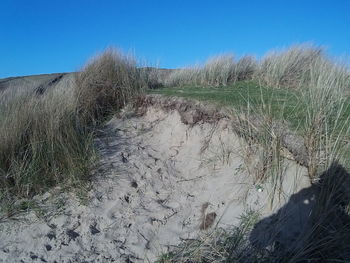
(75, 48, 145, 125)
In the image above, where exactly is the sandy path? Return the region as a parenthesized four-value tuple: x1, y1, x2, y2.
(0, 107, 309, 263)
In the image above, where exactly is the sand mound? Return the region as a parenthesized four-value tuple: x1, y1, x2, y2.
(0, 102, 309, 262)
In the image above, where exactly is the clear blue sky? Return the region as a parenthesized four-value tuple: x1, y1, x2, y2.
(0, 0, 349, 78)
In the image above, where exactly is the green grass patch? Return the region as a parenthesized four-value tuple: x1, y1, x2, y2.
(149, 81, 350, 133)
(149, 81, 303, 130)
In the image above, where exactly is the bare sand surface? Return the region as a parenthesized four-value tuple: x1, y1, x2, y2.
(0, 105, 310, 262)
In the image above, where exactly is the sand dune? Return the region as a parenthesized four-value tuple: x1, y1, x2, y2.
(0, 102, 310, 262)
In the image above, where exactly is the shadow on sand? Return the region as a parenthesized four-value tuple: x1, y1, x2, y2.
(249, 162, 350, 262)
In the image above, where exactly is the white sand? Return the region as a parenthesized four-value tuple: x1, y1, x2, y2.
(0, 106, 310, 263)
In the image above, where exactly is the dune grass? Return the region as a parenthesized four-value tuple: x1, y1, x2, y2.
(165, 55, 257, 87)
(75, 49, 145, 125)
(258, 44, 324, 89)
(156, 44, 350, 172)
(0, 83, 90, 199)
(0, 48, 146, 215)
(164, 44, 350, 91)
(149, 80, 350, 135)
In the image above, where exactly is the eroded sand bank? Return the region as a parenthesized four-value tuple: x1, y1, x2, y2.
(0, 101, 310, 263)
